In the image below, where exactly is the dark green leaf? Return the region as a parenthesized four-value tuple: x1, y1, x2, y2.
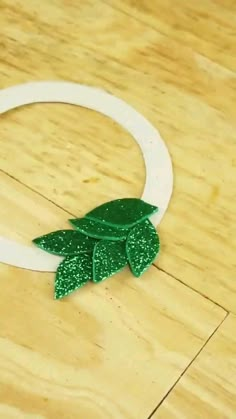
(33, 230, 97, 256)
(93, 240, 127, 283)
(55, 253, 93, 299)
(69, 217, 128, 240)
(85, 198, 158, 228)
(126, 220, 160, 277)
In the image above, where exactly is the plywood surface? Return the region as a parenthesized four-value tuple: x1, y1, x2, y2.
(1, 0, 236, 312)
(0, 0, 235, 418)
(0, 165, 226, 419)
(0, 264, 225, 419)
(153, 314, 236, 419)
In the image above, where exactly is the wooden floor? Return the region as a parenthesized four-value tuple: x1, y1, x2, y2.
(0, 1, 235, 418)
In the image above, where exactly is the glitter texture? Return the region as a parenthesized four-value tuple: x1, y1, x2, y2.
(69, 217, 128, 240)
(33, 230, 97, 256)
(55, 253, 93, 299)
(32, 198, 161, 298)
(86, 198, 158, 228)
(126, 219, 160, 277)
(93, 240, 127, 283)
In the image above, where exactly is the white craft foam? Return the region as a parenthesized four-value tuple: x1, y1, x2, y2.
(0, 82, 173, 271)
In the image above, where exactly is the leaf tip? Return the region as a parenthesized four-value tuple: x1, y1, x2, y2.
(132, 270, 142, 278)
(54, 291, 60, 300)
(54, 282, 63, 300)
(54, 284, 69, 300)
(32, 237, 40, 245)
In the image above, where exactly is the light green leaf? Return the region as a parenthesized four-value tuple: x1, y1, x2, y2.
(85, 198, 158, 228)
(33, 230, 97, 256)
(55, 253, 93, 299)
(69, 217, 128, 240)
(126, 220, 160, 277)
(93, 240, 127, 283)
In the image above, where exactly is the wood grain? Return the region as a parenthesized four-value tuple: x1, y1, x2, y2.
(0, 0, 235, 417)
(0, 0, 236, 312)
(153, 314, 236, 419)
(0, 168, 226, 418)
(0, 270, 224, 419)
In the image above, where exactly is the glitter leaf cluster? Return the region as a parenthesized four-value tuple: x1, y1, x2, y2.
(33, 198, 160, 299)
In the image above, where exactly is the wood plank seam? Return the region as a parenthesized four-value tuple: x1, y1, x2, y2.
(0, 1, 235, 416)
(0, 168, 71, 218)
(157, 266, 228, 312)
(1, 168, 229, 314)
(0, 168, 225, 312)
(1, 166, 231, 318)
(147, 311, 229, 419)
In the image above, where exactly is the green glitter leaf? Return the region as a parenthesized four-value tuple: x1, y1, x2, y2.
(55, 253, 93, 299)
(85, 198, 158, 228)
(33, 230, 97, 256)
(126, 220, 160, 277)
(93, 240, 127, 283)
(69, 217, 128, 241)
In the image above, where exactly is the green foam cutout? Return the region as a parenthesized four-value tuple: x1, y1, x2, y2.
(55, 254, 93, 299)
(85, 198, 158, 228)
(126, 220, 160, 277)
(33, 230, 97, 256)
(69, 217, 128, 240)
(93, 240, 127, 283)
(32, 198, 161, 298)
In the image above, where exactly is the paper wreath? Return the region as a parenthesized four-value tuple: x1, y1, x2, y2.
(0, 82, 173, 299)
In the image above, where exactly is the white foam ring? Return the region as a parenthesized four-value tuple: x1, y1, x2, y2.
(0, 82, 173, 271)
